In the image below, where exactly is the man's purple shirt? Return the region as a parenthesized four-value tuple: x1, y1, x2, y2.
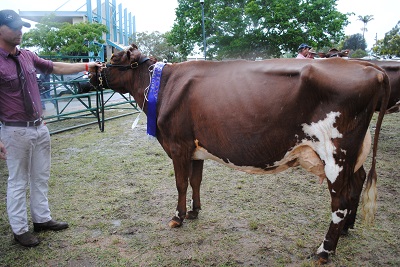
(0, 47, 53, 122)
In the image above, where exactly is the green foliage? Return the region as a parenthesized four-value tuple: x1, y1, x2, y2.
(21, 14, 64, 55)
(342, 33, 367, 51)
(349, 49, 368, 58)
(21, 14, 107, 57)
(372, 21, 400, 57)
(135, 31, 182, 62)
(57, 22, 107, 56)
(168, 0, 349, 59)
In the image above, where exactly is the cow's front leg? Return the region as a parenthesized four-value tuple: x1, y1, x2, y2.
(168, 157, 191, 228)
(186, 160, 204, 219)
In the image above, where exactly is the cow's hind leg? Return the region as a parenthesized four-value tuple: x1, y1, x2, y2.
(187, 160, 204, 219)
(315, 168, 354, 264)
(342, 166, 366, 235)
(168, 156, 192, 228)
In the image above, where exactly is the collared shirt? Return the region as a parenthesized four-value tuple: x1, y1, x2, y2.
(0, 47, 53, 122)
(296, 53, 308, 59)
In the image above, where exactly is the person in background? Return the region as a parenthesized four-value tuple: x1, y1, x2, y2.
(38, 72, 55, 110)
(0, 9, 102, 247)
(296, 43, 312, 59)
(307, 48, 318, 59)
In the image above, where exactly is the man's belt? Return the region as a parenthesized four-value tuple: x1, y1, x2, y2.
(1, 118, 43, 127)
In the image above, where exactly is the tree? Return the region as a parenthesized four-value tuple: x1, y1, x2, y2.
(349, 49, 367, 58)
(21, 14, 64, 55)
(342, 33, 366, 51)
(135, 31, 182, 62)
(372, 21, 400, 57)
(57, 22, 108, 56)
(168, 0, 349, 59)
(21, 14, 107, 57)
(357, 15, 374, 41)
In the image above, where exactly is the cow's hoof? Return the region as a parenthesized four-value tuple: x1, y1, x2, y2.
(308, 252, 329, 265)
(315, 252, 329, 265)
(168, 216, 183, 228)
(186, 210, 199, 220)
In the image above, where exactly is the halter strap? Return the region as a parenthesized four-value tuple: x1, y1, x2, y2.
(105, 57, 150, 71)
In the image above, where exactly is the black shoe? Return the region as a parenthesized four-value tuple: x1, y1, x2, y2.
(33, 219, 69, 232)
(14, 232, 40, 247)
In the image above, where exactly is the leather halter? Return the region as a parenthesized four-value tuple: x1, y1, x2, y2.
(105, 56, 150, 71)
(98, 56, 150, 89)
(91, 55, 150, 131)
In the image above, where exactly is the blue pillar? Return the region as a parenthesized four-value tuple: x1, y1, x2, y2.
(128, 12, 132, 44)
(112, 0, 117, 42)
(86, 0, 92, 22)
(118, 4, 123, 44)
(96, 0, 102, 23)
(105, 0, 110, 40)
(124, 8, 128, 45)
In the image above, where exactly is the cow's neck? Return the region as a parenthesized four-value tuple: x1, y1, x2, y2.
(131, 61, 155, 114)
(134, 60, 163, 114)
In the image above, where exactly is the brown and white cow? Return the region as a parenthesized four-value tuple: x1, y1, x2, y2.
(91, 44, 390, 264)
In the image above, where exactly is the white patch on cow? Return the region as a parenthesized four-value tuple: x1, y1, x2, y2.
(193, 146, 268, 174)
(355, 129, 371, 172)
(301, 112, 343, 184)
(192, 138, 327, 179)
(331, 189, 336, 193)
(317, 240, 334, 254)
(332, 209, 348, 224)
(192, 113, 362, 183)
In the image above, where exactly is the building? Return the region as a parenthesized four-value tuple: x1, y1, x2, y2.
(19, 0, 135, 61)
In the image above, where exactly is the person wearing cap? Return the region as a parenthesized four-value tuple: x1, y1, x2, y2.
(296, 43, 312, 59)
(0, 9, 102, 247)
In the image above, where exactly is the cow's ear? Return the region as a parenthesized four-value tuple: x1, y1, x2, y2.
(126, 50, 132, 61)
(131, 43, 138, 50)
(130, 49, 142, 63)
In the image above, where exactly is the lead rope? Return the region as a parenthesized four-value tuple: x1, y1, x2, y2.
(131, 64, 155, 130)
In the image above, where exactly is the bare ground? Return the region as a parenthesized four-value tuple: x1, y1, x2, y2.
(0, 111, 399, 267)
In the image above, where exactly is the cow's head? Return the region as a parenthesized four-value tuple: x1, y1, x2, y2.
(90, 44, 151, 94)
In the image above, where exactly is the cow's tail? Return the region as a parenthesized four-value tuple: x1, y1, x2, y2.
(361, 71, 390, 225)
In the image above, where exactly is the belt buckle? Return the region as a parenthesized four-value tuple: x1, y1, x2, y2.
(33, 118, 42, 126)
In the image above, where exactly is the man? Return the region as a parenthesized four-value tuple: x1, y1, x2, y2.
(0, 9, 102, 247)
(38, 72, 55, 110)
(296, 43, 311, 59)
(307, 48, 318, 59)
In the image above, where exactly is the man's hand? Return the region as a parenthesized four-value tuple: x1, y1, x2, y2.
(87, 61, 103, 72)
